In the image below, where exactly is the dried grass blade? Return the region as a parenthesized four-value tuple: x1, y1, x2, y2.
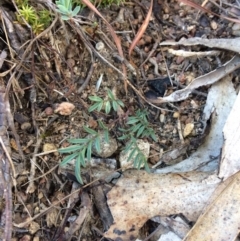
(81, 0, 124, 58)
(129, 0, 153, 57)
(81, 0, 127, 91)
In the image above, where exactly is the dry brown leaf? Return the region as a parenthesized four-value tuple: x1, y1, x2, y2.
(219, 91, 240, 180)
(104, 170, 221, 240)
(129, 0, 153, 57)
(183, 172, 240, 241)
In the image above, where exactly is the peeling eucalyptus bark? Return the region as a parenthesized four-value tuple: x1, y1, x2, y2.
(0, 85, 12, 241)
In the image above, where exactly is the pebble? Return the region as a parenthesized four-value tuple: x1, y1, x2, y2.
(92, 132, 118, 158)
(119, 139, 150, 170)
(21, 122, 31, 131)
(43, 143, 57, 152)
(190, 100, 198, 109)
(210, 21, 218, 30)
(183, 123, 194, 137)
(159, 114, 165, 123)
(95, 41, 105, 51)
(173, 112, 180, 118)
(232, 23, 240, 31)
(45, 107, 53, 115)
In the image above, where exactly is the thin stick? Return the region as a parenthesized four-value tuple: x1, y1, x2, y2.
(0, 137, 16, 181)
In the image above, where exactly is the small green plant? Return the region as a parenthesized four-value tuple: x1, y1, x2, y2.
(16, 1, 52, 34)
(55, 0, 80, 20)
(59, 90, 157, 184)
(118, 109, 157, 171)
(123, 135, 151, 171)
(88, 88, 124, 114)
(15, 0, 29, 6)
(120, 109, 157, 141)
(58, 121, 109, 184)
(18, 5, 37, 23)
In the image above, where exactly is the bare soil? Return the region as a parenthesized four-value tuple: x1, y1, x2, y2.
(0, 0, 239, 240)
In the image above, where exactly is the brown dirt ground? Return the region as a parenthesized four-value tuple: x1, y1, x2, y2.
(0, 0, 240, 240)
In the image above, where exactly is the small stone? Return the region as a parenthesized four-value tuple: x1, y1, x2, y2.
(190, 100, 198, 109)
(92, 132, 118, 158)
(159, 114, 165, 123)
(183, 123, 194, 137)
(45, 107, 53, 115)
(232, 23, 240, 31)
(173, 112, 180, 118)
(119, 139, 150, 170)
(95, 41, 105, 51)
(43, 143, 58, 155)
(210, 21, 217, 30)
(21, 122, 31, 131)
